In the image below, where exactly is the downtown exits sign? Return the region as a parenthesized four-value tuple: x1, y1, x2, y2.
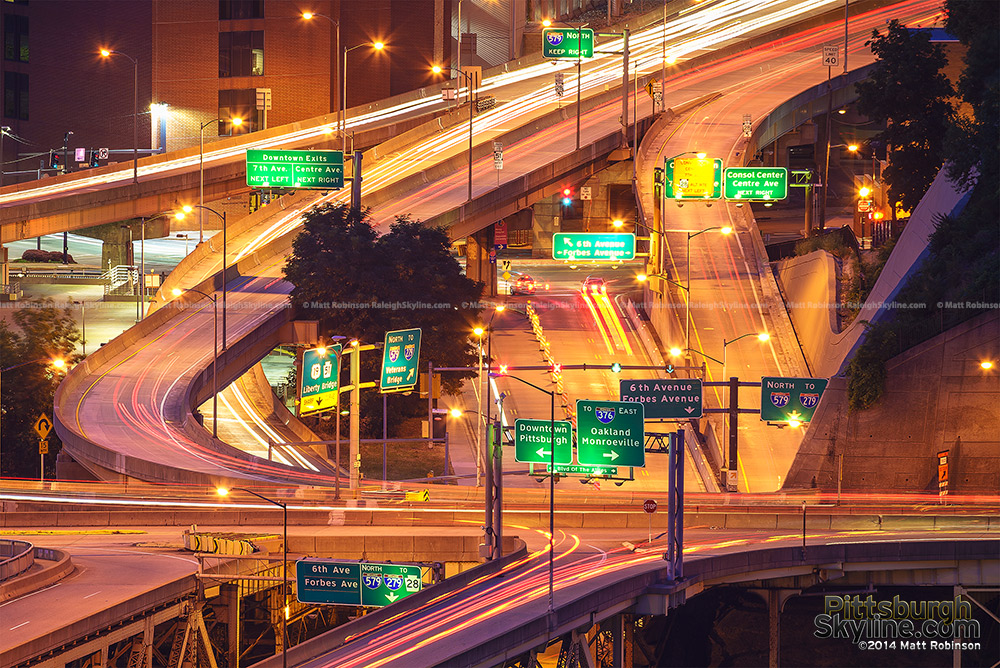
(552, 233, 636, 262)
(576, 399, 645, 467)
(542, 28, 595, 59)
(514, 419, 573, 464)
(299, 344, 341, 417)
(380, 328, 421, 393)
(760, 377, 828, 423)
(723, 167, 788, 201)
(296, 559, 422, 607)
(246, 149, 344, 189)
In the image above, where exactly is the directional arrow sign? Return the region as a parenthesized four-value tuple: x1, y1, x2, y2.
(380, 328, 421, 393)
(575, 399, 645, 468)
(33, 413, 53, 439)
(296, 559, 422, 607)
(760, 377, 828, 423)
(299, 345, 341, 417)
(514, 419, 573, 464)
(619, 378, 703, 419)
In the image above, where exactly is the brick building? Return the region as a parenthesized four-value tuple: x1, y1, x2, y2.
(1, 0, 451, 185)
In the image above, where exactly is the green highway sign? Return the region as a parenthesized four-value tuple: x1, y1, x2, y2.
(296, 559, 422, 607)
(620, 378, 702, 419)
(576, 399, 645, 467)
(760, 377, 828, 423)
(723, 167, 788, 201)
(514, 419, 573, 465)
(542, 28, 595, 59)
(380, 328, 421, 393)
(246, 149, 344, 189)
(299, 344, 341, 417)
(552, 233, 636, 261)
(664, 155, 722, 200)
(546, 463, 618, 476)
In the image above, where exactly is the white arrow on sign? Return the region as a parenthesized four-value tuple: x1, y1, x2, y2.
(603, 450, 619, 461)
(536, 448, 552, 458)
(685, 406, 696, 413)
(386, 593, 398, 602)
(407, 369, 415, 381)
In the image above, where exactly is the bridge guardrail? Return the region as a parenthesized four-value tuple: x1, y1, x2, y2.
(0, 539, 33, 582)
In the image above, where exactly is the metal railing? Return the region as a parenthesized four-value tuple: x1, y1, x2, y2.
(103, 265, 137, 295)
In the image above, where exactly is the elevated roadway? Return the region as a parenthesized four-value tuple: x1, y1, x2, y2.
(51, 0, 909, 486)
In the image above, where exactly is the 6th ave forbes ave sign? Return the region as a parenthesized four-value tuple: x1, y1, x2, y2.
(298, 344, 341, 417)
(380, 328, 421, 392)
(245, 149, 344, 189)
(296, 559, 422, 607)
(619, 378, 703, 419)
(552, 233, 636, 261)
(576, 399, 645, 467)
(514, 419, 573, 464)
(760, 376, 828, 423)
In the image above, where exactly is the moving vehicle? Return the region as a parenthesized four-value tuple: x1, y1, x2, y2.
(510, 274, 537, 295)
(582, 276, 607, 294)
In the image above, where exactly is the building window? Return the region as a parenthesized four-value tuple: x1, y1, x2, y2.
(219, 30, 263, 77)
(3, 70, 28, 120)
(3, 14, 28, 62)
(219, 89, 259, 134)
(220, 0, 263, 20)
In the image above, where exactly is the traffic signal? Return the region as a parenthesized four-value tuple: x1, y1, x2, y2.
(89, 150, 99, 167)
(49, 150, 59, 170)
(561, 187, 573, 206)
(610, 362, 622, 373)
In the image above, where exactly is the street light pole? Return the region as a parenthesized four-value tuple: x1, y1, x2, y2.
(185, 205, 228, 348)
(432, 66, 475, 201)
(174, 287, 219, 437)
(301, 13, 341, 141)
(343, 42, 385, 156)
(199, 117, 241, 245)
(0, 126, 9, 187)
(491, 371, 556, 612)
(99, 49, 139, 184)
(685, 225, 732, 352)
(220, 487, 287, 668)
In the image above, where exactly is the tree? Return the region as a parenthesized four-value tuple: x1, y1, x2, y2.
(855, 19, 954, 213)
(0, 300, 80, 478)
(284, 204, 484, 435)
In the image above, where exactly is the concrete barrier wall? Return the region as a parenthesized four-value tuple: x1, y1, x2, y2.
(774, 250, 838, 373)
(784, 310, 1000, 492)
(0, 546, 73, 603)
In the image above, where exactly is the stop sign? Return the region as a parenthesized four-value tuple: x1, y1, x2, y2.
(643, 499, 657, 514)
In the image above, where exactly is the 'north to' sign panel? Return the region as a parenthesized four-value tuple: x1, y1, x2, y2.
(576, 399, 645, 467)
(541, 28, 595, 58)
(552, 233, 636, 261)
(760, 376, 828, 423)
(514, 419, 573, 464)
(620, 378, 703, 419)
(380, 328, 421, 392)
(723, 167, 788, 200)
(296, 559, 422, 607)
(299, 344, 341, 416)
(246, 149, 344, 189)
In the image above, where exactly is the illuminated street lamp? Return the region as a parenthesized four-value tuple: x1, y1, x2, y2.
(199, 116, 241, 244)
(432, 65, 476, 201)
(343, 41, 385, 155)
(1, 357, 66, 475)
(172, 287, 219, 437)
(301, 12, 341, 133)
(99, 48, 139, 184)
(218, 487, 287, 668)
(179, 205, 229, 348)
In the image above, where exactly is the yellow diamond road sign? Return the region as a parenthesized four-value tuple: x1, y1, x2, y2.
(34, 413, 53, 439)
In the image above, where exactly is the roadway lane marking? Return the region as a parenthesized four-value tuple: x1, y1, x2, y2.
(82, 591, 102, 599)
(9, 621, 30, 630)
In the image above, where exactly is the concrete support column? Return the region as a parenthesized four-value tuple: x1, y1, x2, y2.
(610, 614, 633, 668)
(222, 583, 241, 668)
(749, 588, 798, 668)
(530, 200, 559, 258)
(464, 228, 496, 296)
